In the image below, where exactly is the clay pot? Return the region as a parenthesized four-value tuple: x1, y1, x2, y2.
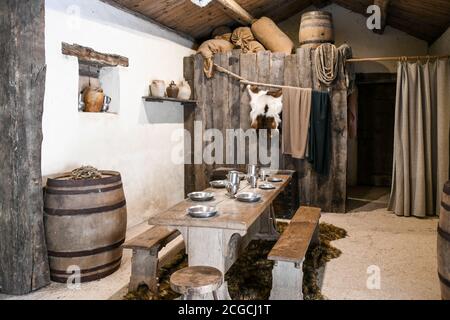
(150, 80, 166, 98)
(178, 81, 192, 100)
(166, 81, 179, 98)
(83, 86, 105, 113)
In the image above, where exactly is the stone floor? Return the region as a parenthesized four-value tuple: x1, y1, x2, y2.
(319, 186, 441, 300)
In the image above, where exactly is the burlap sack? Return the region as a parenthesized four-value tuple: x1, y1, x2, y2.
(197, 39, 234, 78)
(214, 33, 232, 42)
(243, 40, 265, 53)
(231, 27, 255, 51)
(211, 25, 232, 38)
(251, 17, 294, 54)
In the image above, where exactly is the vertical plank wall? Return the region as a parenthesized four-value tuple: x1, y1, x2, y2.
(184, 49, 347, 213)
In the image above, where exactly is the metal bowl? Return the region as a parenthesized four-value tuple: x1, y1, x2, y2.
(187, 205, 218, 218)
(259, 183, 276, 190)
(188, 192, 215, 202)
(236, 192, 262, 203)
(267, 177, 283, 183)
(210, 180, 227, 189)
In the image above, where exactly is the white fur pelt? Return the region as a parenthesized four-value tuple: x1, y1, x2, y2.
(247, 85, 283, 130)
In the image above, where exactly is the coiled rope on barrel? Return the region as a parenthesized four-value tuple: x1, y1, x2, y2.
(71, 166, 103, 180)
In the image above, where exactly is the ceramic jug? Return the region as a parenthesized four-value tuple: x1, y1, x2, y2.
(150, 80, 166, 98)
(178, 80, 192, 100)
(166, 81, 179, 98)
(83, 86, 105, 113)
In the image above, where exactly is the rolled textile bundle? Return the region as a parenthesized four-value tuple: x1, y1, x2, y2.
(231, 27, 255, 51)
(197, 39, 235, 78)
(251, 17, 294, 54)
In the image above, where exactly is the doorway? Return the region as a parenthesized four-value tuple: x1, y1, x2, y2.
(347, 73, 397, 212)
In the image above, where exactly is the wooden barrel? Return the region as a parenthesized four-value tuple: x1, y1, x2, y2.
(438, 180, 450, 300)
(299, 11, 335, 49)
(44, 171, 127, 283)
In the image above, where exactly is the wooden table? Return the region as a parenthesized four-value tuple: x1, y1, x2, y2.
(148, 174, 291, 300)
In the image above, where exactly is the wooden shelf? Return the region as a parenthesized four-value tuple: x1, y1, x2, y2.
(143, 96, 197, 106)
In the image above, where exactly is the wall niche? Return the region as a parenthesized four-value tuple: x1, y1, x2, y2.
(62, 42, 128, 114)
(78, 62, 121, 114)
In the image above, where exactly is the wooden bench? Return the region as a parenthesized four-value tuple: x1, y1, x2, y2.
(268, 206, 321, 300)
(123, 226, 185, 293)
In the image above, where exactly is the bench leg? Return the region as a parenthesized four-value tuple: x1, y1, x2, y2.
(311, 223, 320, 247)
(270, 261, 304, 300)
(129, 248, 159, 294)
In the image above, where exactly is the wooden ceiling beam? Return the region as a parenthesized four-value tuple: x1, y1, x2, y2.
(312, 0, 331, 9)
(373, 0, 390, 34)
(214, 0, 256, 25)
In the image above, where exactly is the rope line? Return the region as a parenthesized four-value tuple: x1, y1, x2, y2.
(213, 63, 309, 90)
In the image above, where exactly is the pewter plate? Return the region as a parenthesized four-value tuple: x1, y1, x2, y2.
(268, 177, 283, 183)
(210, 180, 227, 189)
(236, 192, 262, 203)
(188, 192, 215, 202)
(187, 205, 218, 218)
(259, 183, 276, 190)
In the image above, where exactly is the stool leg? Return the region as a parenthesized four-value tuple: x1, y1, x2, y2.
(213, 290, 219, 300)
(185, 292, 194, 300)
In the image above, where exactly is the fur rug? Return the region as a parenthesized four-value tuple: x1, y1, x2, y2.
(124, 222, 347, 301)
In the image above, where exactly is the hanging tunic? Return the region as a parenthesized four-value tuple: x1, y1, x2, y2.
(308, 91, 331, 175)
(282, 87, 312, 159)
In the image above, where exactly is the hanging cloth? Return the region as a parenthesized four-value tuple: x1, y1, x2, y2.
(282, 87, 312, 159)
(308, 91, 332, 175)
(389, 59, 450, 217)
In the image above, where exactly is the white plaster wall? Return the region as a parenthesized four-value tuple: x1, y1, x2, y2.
(43, 0, 195, 228)
(279, 3, 428, 73)
(430, 27, 450, 55)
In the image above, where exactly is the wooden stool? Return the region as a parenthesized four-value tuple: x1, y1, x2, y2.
(170, 266, 223, 300)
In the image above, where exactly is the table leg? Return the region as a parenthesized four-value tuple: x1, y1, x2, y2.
(254, 204, 280, 241)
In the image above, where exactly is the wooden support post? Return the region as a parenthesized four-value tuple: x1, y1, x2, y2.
(373, 0, 390, 34)
(0, 0, 50, 295)
(215, 0, 256, 25)
(183, 56, 196, 197)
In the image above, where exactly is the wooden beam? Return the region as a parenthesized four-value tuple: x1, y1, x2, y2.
(373, 0, 390, 34)
(215, 0, 256, 25)
(0, 0, 50, 295)
(311, 0, 330, 9)
(62, 43, 129, 67)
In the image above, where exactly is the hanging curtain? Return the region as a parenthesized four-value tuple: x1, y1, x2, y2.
(389, 59, 450, 217)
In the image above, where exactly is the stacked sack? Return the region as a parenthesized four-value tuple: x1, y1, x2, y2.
(198, 17, 294, 78)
